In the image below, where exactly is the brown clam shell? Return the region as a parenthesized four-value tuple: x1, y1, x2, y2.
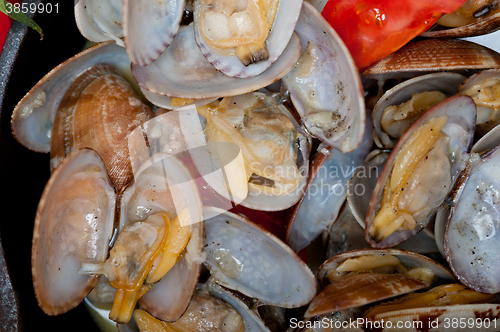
(304, 273, 428, 318)
(362, 39, 500, 78)
(422, 12, 500, 38)
(32, 149, 116, 316)
(50, 65, 154, 192)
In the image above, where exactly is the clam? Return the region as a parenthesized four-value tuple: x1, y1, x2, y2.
(281, 2, 365, 153)
(132, 24, 302, 99)
(305, 248, 455, 318)
(285, 111, 373, 253)
(192, 0, 303, 78)
(361, 304, 500, 331)
(49, 64, 154, 192)
(32, 149, 116, 315)
(422, 0, 500, 38)
(445, 144, 500, 294)
(365, 95, 476, 248)
(181, 92, 311, 211)
(372, 72, 467, 149)
(458, 69, 500, 136)
(362, 38, 500, 79)
(346, 150, 440, 254)
(33, 148, 204, 322)
(75, 0, 124, 46)
(124, 280, 270, 332)
(11, 42, 134, 155)
(203, 207, 317, 308)
(123, 0, 185, 66)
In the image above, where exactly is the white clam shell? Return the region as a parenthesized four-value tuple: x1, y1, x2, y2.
(282, 2, 365, 153)
(206, 280, 271, 332)
(286, 113, 373, 253)
(193, 0, 303, 78)
(75, 0, 124, 45)
(132, 24, 302, 99)
(445, 145, 500, 293)
(32, 148, 116, 315)
(204, 207, 316, 308)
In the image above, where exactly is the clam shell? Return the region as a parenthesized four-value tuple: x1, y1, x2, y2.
(120, 152, 204, 321)
(179, 98, 311, 212)
(282, 2, 365, 153)
(347, 150, 390, 228)
(141, 88, 217, 110)
(75, 0, 124, 45)
(472, 122, 500, 153)
(11, 42, 132, 153)
(458, 69, 500, 136)
(372, 72, 467, 149)
(304, 273, 428, 318)
(50, 65, 154, 192)
(346, 152, 440, 255)
(363, 39, 500, 79)
(363, 304, 500, 332)
(123, 0, 185, 66)
(192, 0, 303, 78)
(445, 145, 500, 293)
(285, 111, 373, 253)
(366, 95, 476, 248)
(132, 24, 302, 99)
(204, 207, 317, 308)
(316, 248, 455, 289)
(207, 280, 271, 332)
(422, 12, 500, 38)
(32, 148, 115, 315)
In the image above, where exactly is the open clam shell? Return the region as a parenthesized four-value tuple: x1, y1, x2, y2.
(132, 24, 302, 99)
(180, 95, 311, 212)
(49, 64, 154, 192)
(192, 0, 303, 78)
(285, 112, 373, 253)
(123, 0, 185, 66)
(317, 249, 455, 288)
(75, 0, 124, 45)
(282, 2, 365, 153)
(422, 5, 500, 39)
(204, 207, 316, 308)
(363, 39, 500, 79)
(366, 95, 476, 248)
(458, 69, 500, 136)
(445, 145, 500, 293)
(140, 88, 217, 111)
(11, 42, 133, 154)
(32, 148, 116, 315)
(347, 151, 440, 255)
(347, 150, 390, 228)
(207, 280, 271, 332)
(306, 249, 454, 318)
(372, 72, 467, 149)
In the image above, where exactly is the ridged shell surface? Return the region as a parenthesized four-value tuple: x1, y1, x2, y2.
(50, 65, 154, 192)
